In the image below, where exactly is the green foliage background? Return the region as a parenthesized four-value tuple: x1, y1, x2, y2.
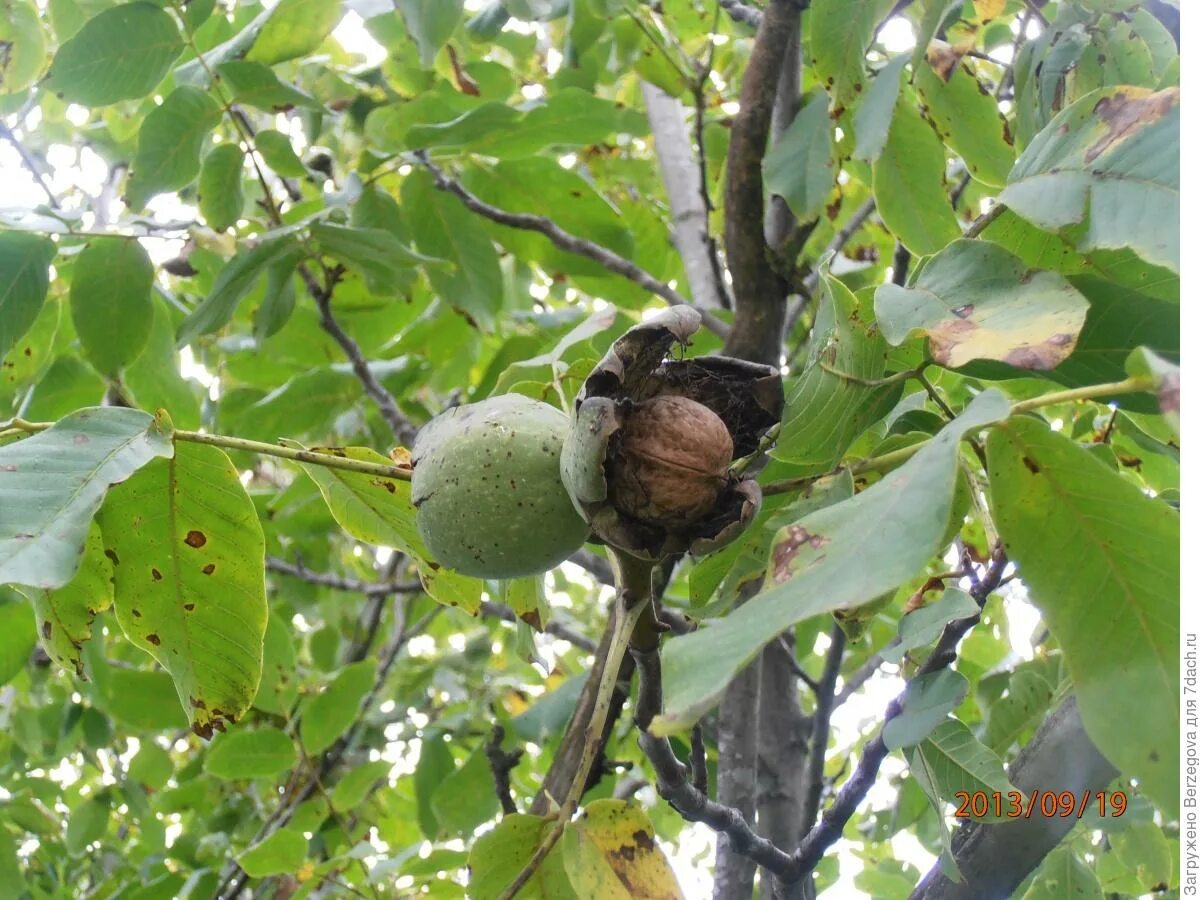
(0, 0, 1181, 896)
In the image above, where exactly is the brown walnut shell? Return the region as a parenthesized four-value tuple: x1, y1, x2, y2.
(609, 395, 734, 529)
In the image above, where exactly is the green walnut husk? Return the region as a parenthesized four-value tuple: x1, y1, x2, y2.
(411, 394, 590, 578)
(560, 307, 784, 560)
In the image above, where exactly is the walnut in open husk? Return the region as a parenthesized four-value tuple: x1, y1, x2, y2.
(609, 395, 734, 529)
(560, 307, 783, 560)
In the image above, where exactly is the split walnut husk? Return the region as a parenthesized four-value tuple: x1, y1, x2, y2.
(560, 307, 783, 560)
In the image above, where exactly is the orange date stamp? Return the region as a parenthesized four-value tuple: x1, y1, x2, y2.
(953, 789, 1127, 819)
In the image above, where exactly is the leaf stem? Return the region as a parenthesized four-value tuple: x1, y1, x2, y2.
(0, 418, 413, 482)
(496, 551, 654, 900)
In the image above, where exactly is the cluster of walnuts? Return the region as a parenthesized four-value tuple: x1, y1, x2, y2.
(411, 308, 782, 578)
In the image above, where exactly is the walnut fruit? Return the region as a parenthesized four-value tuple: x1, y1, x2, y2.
(609, 396, 734, 529)
(411, 394, 590, 578)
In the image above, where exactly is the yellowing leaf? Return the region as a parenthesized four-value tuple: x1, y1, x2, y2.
(562, 800, 683, 900)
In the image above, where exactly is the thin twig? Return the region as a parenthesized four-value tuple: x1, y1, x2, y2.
(0, 417, 413, 480)
(719, 0, 764, 26)
(415, 153, 730, 339)
(486, 725, 524, 816)
(798, 626, 845, 835)
(0, 121, 60, 208)
(307, 265, 419, 446)
(833, 654, 884, 707)
(631, 551, 1008, 885)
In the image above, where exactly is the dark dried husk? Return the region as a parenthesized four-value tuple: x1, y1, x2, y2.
(561, 308, 783, 560)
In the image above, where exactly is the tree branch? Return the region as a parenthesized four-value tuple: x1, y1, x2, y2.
(0, 121, 60, 209)
(415, 153, 730, 339)
(910, 696, 1118, 899)
(640, 80, 729, 311)
(486, 725, 524, 816)
(722, 0, 806, 364)
(633, 551, 1008, 887)
(797, 626, 844, 836)
(306, 265, 419, 447)
(720, 0, 765, 26)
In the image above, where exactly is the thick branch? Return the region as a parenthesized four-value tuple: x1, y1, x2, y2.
(756, 639, 812, 900)
(640, 80, 728, 311)
(416, 153, 730, 339)
(722, 0, 805, 364)
(634, 553, 1008, 886)
(910, 697, 1118, 900)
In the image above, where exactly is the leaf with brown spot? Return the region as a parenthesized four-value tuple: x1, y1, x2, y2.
(504, 577, 548, 632)
(562, 800, 683, 899)
(98, 442, 267, 737)
(0, 407, 173, 590)
(22, 523, 113, 680)
(1001, 87, 1179, 273)
(876, 240, 1089, 370)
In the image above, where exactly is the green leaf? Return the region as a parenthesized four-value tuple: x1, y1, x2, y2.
(98, 442, 268, 738)
(1024, 848, 1103, 900)
(763, 88, 835, 222)
(775, 274, 902, 468)
(914, 46, 1014, 188)
(459, 158, 634, 279)
(880, 588, 978, 664)
(987, 417, 1179, 816)
(809, 0, 892, 113)
(655, 391, 1010, 733)
(1001, 87, 1179, 273)
(198, 144, 245, 232)
(905, 718, 1019, 821)
(405, 89, 634, 158)
(310, 222, 436, 292)
(124, 297, 204, 430)
(237, 828, 307, 877)
(431, 748, 500, 837)
(852, 52, 910, 163)
(45, 2, 182, 106)
(415, 735, 454, 840)
(299, 446, 423, 556)
(0, 407, 174, 590)
(0, 231, 55, 363)
(468, 813, 576, 899)
(1110, 822, 1172, 890)
(24, 523, 113, 679)
(69, 237, 155, 376)
(101, 668, 190, 731)
(873, 100, 960, 256)
(214, 60, 319, 112)
(403, 169, 501, 328)
(255, 129, 307, 177)
(563, 799, 683, 899)
(22, 355, 105, 422)
(504, 576, 547, 630)
(128, 742, 174, 790)
(875, 239, 1090, 370)
(979, 667, 1054, 752)
(0, 600, 36, 686)
(234, 369, 359, 443)
(204, 727, 297, 780)
(173, 5, 276, 87)
(65, 793, 110, 855)
(0, 0, 47, 95)
(396, 0, 465, 68)
(299, 658, 374, 754)
(1125, 347, 1179, 433)
(252, 255, 298, 341)
(176, 237, 305, 345)
(126, 87, 223, 210)
(882, 669, 968, 749)
(330, 760, 391, 813)
(245, 0, 343, 66)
